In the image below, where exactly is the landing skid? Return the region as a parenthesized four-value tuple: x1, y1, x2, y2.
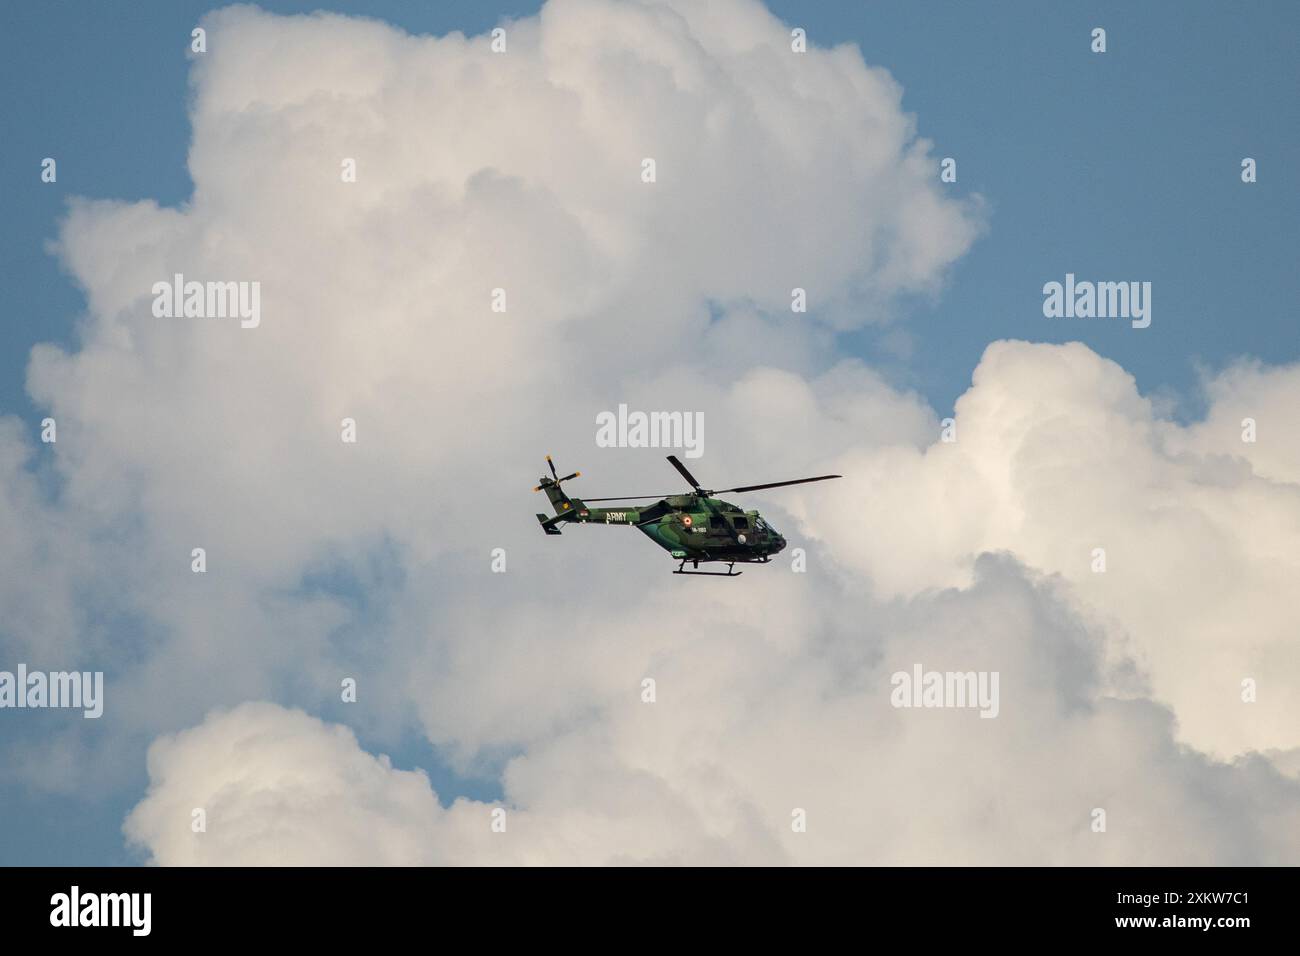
(674, 559, 742, 577)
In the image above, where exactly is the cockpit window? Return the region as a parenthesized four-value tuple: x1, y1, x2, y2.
(733, 516, 749, 530)
(755, 517, 767, 530)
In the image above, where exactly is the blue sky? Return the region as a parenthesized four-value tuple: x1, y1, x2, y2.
(4, 0, 1296, 432)
(1, 1, 1297, 865)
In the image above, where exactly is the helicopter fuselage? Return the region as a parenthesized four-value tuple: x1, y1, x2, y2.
(569, 495, 786, 563)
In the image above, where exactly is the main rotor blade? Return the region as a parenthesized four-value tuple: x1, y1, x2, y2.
(666, 455, 703, 491)
(715, 475, 842, 494)
(582, 494, 675, 502)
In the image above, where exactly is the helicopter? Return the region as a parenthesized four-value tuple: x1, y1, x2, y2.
(534, 454, 841, 576)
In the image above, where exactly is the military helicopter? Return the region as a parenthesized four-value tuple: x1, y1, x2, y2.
(534, 454, 841, 576)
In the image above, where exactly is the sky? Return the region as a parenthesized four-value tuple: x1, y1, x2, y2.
(0, 0, 1297, 865)
(3, 1, 1296, 426)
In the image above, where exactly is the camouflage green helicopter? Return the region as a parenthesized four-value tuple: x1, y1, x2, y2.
(534, 454, 841, 576)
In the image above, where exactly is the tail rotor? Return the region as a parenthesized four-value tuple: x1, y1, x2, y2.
(534, 455, 585, 534)
(534, 454, 581, 492)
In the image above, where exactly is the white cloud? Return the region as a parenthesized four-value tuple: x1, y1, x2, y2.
(124, 702, 447, 865)
(128, 560, 1300, 865)
(9, 0, 977, 755)
(799, 341, 1300, 758)
(1174, 358, 1300, 484)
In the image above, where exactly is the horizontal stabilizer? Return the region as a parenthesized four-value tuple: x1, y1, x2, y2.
(536, 513, 563, 535)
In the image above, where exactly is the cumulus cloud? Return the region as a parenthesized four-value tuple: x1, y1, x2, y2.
(125, 702, 447, 865)
(1, 0, 1295, 865)
(129, 559, 1300, 866)
(799, 341, 1300, 758)
(8, 0, 979, 768)
(1175, 358, 1300, 484)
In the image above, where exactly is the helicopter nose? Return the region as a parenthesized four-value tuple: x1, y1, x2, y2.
(772, 534, 786, 554)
